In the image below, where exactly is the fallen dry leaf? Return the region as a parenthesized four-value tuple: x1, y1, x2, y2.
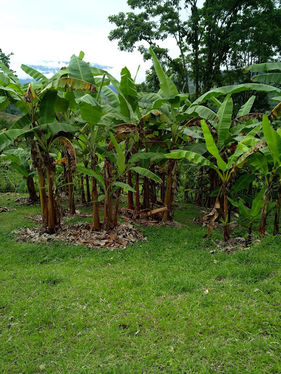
(14, 222, 146, 250)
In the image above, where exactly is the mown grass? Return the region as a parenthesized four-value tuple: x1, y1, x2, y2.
(0, 193, 280, 373)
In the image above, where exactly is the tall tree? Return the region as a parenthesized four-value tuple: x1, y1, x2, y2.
(108, 0, 281, 95)
(0, 49, 13, 69)
(109, 0, 191, 92)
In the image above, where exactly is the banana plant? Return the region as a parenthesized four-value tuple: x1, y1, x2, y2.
(0, 147, 38, 202)
(248, 115, 281, 237)
(98, 62, 168, 218)
(146, 48, 193, 222)
(229, 188, 265, 246)
(70, 56, 163, 228)
(78, 131, 161, 230)
(0, 59, 93, 232)
(166, 118, 264, 241)
(261, 115, 281, 236)
(145, 48, 281, 223)
(245, 62, 281, 87)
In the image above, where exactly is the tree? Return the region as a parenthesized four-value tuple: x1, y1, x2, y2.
(108, 0, 281, 95)
(0, 49, 13, 69)
(109, 0, 190, 92)
(0, 60, 92, 233)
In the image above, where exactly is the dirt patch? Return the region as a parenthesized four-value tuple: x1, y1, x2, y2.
(120, 207, 183, 227)
(0, 207, 9, 213)
(209, 237, 261, 253)
(14, 222, 146, 250)
(25, 214, 42, 223)
(14, 197, 39, 206)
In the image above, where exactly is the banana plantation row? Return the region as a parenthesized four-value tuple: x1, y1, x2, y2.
(0, 50, 281, 243)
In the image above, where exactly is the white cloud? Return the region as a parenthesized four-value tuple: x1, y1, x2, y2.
(1, 0, 179, 83)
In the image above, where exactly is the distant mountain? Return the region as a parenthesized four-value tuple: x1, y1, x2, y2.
(18, 61, 116, 90)
(19, 78, 35, 85)
(22, 61, 112, 79)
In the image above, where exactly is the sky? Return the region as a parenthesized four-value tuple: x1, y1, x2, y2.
(0, 0, 157, 82)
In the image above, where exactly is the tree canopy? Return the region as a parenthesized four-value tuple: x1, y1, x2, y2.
(0, 49, 13, 69)
(108, 0, 281, 96)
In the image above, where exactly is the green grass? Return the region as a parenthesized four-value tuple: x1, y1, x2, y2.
(0, 194, 281, 373)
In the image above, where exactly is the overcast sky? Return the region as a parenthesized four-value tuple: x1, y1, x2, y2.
(0, 0, 156, 82)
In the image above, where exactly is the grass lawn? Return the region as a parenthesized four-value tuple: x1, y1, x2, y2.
(0, 193, 280, 373)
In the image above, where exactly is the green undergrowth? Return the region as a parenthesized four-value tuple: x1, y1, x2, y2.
(0, 194, 280, 373)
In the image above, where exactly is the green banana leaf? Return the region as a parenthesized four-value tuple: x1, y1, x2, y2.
(119, 67, 140, 115)
(149, 47, 178, 99)
(109, 132, 126, 175)
(76, 94, 103, 124)
(39, 90, 58, 124)
(236, 96, 256, 118)
(201, 120, 227, 172)
(231, 174, 255, 193)
(21, 64, 48, 83)
(130, 166, 162, 183)
(185, 105, 218, 122)
(217, 95, 233, 148)
(129, 152, 165, 164)
(192, 83, 281, 106)
(166, 149, 215, 169)
(244, 62, 281, 73)
(69, 54, 95, 84)
(76, 165, 105, 190)
(113, 181, 136, 193)
(262, 115, 281, 167)
(252, 73, 281, 85)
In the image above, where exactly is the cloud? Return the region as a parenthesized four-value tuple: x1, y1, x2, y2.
(0, 0, 179, 84)
(4, 26, 150, 83)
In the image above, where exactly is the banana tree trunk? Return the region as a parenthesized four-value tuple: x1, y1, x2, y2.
(26, 175, 38, 203)
(85, 174, 91, 203)
(246, 223, 253, 247)
(223, 185, 230, 242)
(260, 191, 270, 237)
(80, 176, 86, 204)
(84, 160, 91, 203)
(273, 184, 281, 235)
(135, 173, 140, 212)
(163, 159, 176, 223)
(37, 169, 48, 228)
(195, 167, 204, 205)
(135, 174, 141, 212)
(142, 177, 150, 210)
(150, 165, 157, 204)
(260, 205, 269, 237)
(113, 188, 121, 226)
(91, 176, 101, 231)
(67, 168, 75, 215)
(104, 159, 113, 230)
(127, 170, 134, 210)
(208, 168, 220, 208)
(31, 141, 47, 227)
(46, 166, 57, 234)
(63, 164, 68, 194)
(160, 172, 165, 204)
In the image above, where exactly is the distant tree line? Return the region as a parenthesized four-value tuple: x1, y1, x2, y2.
(108, 0, 281, 97)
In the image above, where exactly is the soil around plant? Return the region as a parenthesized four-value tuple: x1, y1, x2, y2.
(14, 221, 147, 250)
(120, 207, 183, 227)
(14, 197, 39, 206)
(0, 206, 9, 213)
(209, 237, 261, 253)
